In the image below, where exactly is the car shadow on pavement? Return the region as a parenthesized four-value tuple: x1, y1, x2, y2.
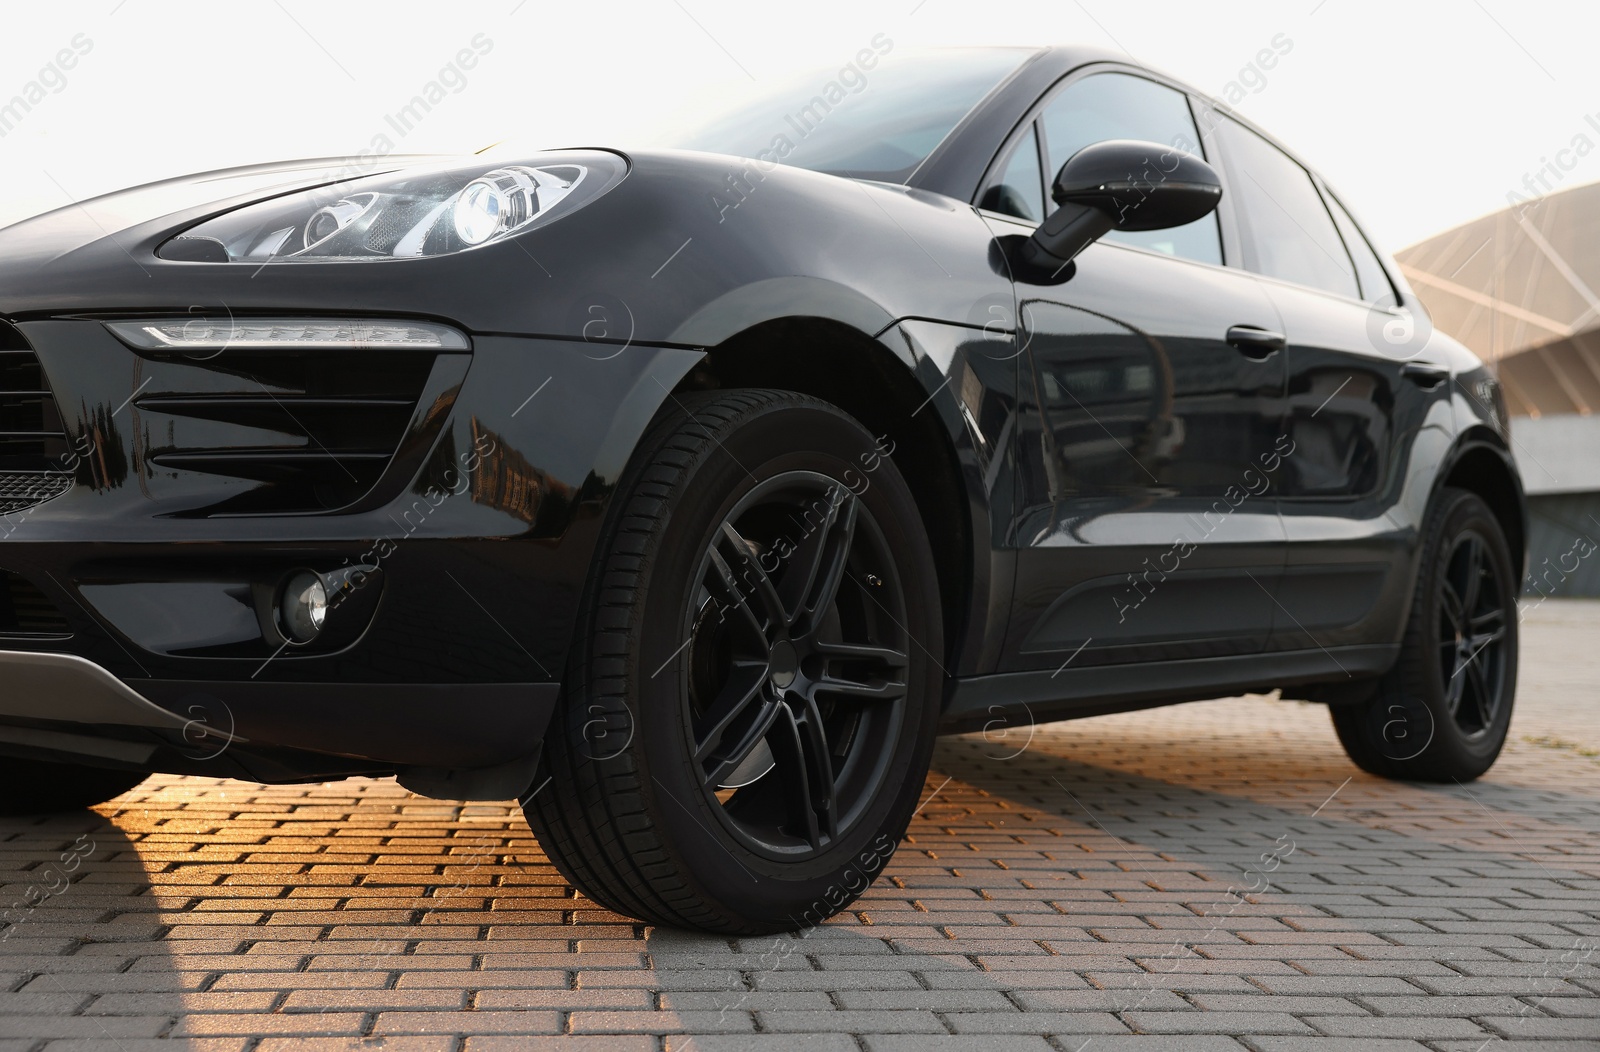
(0, 805, 172, 1042)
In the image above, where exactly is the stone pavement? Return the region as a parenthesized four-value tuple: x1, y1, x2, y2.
(1, 601, 1596, 1051)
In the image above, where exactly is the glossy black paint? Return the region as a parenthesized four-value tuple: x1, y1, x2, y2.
(0, 46, 1522, 784)
(1003, 219, 1290, 669)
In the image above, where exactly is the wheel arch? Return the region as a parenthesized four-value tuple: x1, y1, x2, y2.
(673, 315, 978, 672)
(1436, 428, 1528, 580)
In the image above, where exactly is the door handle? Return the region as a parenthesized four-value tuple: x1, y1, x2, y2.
(1226, 325, 1286, 360)
(1401, 362, 1450, 388)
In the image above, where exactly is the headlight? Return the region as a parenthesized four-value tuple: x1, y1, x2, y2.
(159, 150, 625, 263)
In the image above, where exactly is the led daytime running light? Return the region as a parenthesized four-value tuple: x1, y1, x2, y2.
(105, 318, 470, 352)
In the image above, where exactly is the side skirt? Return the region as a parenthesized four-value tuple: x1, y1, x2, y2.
(939, 644, 1399, 734)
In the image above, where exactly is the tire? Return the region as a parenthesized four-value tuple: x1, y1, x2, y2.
(526, 389, 943, 934)
(1331, 487, 1518, 782)
(0, 758, 147, 815)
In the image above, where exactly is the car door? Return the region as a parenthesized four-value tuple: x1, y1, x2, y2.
(1209, 114, 1454, 653)
(987, 70, 1291, 674)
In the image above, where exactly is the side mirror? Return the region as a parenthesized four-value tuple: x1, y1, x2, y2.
(1022, 139, 1223, 273)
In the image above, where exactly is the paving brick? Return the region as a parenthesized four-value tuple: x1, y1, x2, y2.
(1122, 1011, 1315, 1035)
(169, 1013, 367, 1037)
(1303, 1014, 1492, 1038)
(1014, 989, 1190, 1012)
(1241, 1036, 1433, 1042)
(1478, 1016, 1600, 1038)
(944, 1011, 1130, 1033)
(38, 1042, 249, 1052)
(752, 971, 923, 991)
(257, 1036, 454, 1042)
(862, 1039, 1055, 1052)
(0, 1019, 171, 1040)
(663, 991, 835, 1011)
(86, 992, 277, 1014)
(1188, 994, 1368, 1014)
(467, 1042, 656, 1048)
(1036, 1040, 1248, 1051)
(754, 1011, 944, 1034)
(664, 1037, 857, 1052)
(372, 1011, 562, 1035)
(473, 988, 654, 1010)
(832, 989, 1013, 1010)
(569, 1011, 755, 1033)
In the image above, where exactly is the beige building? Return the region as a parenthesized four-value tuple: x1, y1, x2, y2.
(1397, 182, 1600, 596)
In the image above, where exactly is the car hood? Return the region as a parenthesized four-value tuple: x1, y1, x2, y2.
(0, 146, 1006, 347)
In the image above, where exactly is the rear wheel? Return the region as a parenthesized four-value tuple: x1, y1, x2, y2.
(1331, 488, 1518, 782)
(0, 758, 146, 815)
(526, 389, 942, 934)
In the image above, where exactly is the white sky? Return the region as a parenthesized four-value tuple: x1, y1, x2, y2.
(0, 0, 1594, 251)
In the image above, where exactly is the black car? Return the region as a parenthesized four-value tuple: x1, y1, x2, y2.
(0, 45, 1523, 934)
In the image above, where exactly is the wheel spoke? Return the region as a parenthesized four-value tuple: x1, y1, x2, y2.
(1438, 580, 1466, 636)
(1465, 657, 1497, 728)
(810, 639, 909, 705)
(767, 706, 821, 848)
(1468, 626, 1505, 652)
(692, 661, 771, 766)
(1469, 606, 1506, 634)
(706, 524, 786, 644)
(795, 697, 840, 845)
(767, 701, 840, 850)
(1458, 536, 1485, 615)
(699, 690, 784, 787)
(783, 488, 859, 638)
(1444, 659, 1467, 717)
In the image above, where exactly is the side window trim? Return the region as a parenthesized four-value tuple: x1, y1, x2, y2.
(1185, 94, 1239, 269)
(1028, 119, 1049, 217)
(977, 120, 1047, 226)
(1212, 113, 1365, 302)
(1316, 176, 1401, 306)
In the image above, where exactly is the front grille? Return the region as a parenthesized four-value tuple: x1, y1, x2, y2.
(0, 321, 73, 513)
(0, 569, 70, 637)
(129, 342, 464, 514)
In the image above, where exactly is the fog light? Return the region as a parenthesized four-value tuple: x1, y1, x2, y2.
(280, 571, 329, 644)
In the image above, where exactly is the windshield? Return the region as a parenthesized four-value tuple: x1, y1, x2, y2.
(651, 48, 1034, 182)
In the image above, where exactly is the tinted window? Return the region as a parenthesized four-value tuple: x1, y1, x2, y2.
(1324, 190, 1397, 305)
(980, 124, 1045, 222)
(1215, 117, 1359, 299)
(659, 48, 1030, 182)
(1037, 73, 1221, 265)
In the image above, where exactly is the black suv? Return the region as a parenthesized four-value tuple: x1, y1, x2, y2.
(0, 46, 1522, 934)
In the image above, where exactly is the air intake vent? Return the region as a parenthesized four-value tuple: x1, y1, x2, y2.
(0, 570, 71, 637)
(128, 342, 468, 515)
(1, 471, 73, 515)
(0, 321, 73, 514)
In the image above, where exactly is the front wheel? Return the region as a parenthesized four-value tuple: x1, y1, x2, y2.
(527, 389, 943, 934)
(1331, 488, 1518, 782)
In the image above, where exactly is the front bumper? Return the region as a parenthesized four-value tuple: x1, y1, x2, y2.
(0, 320, 704, 774)
(0, 647, 557, 776)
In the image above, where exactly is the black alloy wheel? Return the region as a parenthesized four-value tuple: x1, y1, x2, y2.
(683, 471, 910, 859)
(1436, 530, 1510, 740)
(526, 389, 943, 934)
(1332, 487, 1519, 782)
